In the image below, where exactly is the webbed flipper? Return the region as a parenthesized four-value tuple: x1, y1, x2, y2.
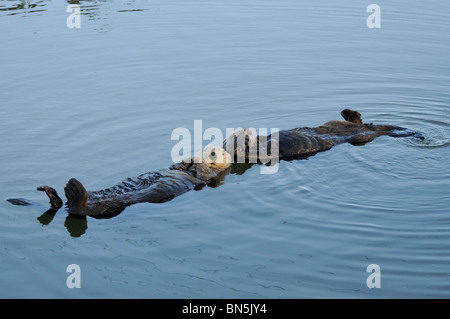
(37, 185, 63, 209)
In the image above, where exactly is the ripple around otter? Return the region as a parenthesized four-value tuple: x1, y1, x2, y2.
(1, 0, 450, 299)
(400, 130, 450, 148)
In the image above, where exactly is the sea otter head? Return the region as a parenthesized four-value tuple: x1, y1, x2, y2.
(201, 145, 232, 171)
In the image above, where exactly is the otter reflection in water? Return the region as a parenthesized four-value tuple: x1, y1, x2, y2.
(7, 109, 423, 236)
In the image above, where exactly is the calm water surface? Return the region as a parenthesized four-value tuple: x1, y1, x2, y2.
(0, 0, 449, 298)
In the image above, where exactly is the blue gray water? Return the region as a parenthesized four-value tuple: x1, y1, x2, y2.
(0, 0, 449, 298)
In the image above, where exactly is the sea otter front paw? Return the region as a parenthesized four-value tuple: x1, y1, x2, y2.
(37, 186, 63, 209)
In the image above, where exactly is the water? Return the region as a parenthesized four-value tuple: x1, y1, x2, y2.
(0, 0, 449, 299)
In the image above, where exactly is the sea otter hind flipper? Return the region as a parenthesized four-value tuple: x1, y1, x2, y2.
(64, 178, 88, 212)
(341, 109, 363, 124)
(37, 185, 63, 209)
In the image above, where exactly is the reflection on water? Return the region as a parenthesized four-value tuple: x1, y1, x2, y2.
(0, 0, 146, 19)
(0, 0, 46, 15)
(37, 210, 89, 238)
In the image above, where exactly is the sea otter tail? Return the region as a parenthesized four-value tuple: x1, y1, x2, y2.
(64, 178, 88, 213)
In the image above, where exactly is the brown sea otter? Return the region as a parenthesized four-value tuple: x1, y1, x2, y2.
(224, 109, 423, 162)
(9, 109, 423, 218)
(35, 145, 232, 218)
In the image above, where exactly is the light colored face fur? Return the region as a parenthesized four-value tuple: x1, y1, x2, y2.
(195, 145, 232, 170)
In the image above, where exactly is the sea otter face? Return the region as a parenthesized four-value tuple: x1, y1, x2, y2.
(202, 145, 232, 170)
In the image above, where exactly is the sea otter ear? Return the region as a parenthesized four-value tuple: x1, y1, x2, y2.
(341, 109, 363, 124)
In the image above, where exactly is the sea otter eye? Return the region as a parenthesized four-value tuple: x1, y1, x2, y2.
(211, 151, 216, 157)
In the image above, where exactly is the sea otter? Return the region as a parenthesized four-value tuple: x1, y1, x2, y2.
(224, 109, 423, 162)
(35, 145, 231, 218)
(8, 109, 423, 218)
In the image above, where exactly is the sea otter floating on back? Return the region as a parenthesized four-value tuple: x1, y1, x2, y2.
(8, 109, 423, 218)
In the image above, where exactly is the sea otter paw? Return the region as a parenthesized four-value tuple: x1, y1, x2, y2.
(37, 186, 63, 209)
